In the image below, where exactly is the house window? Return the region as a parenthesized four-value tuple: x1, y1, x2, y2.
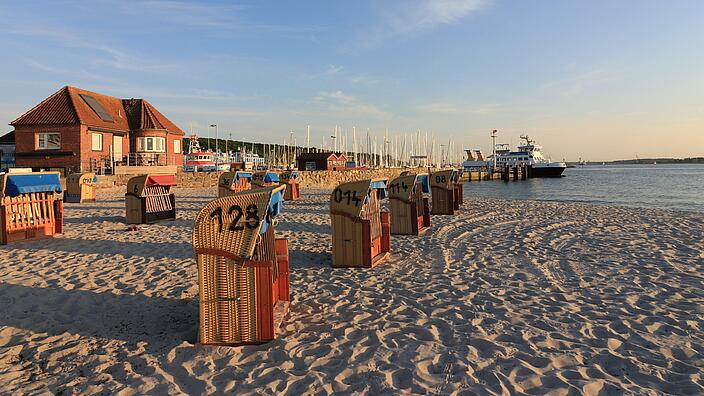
(174, 139, 181, 154)
(92, 133, 103, 151)
(136, 137, 166, 152)
(36, 132, 61, 150)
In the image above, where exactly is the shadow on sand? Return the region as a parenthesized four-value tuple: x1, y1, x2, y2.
(12, 237, 194, 260)
(0, 282, 198, 355)
(288, 248, 331, 269)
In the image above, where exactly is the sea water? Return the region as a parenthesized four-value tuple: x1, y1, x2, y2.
(464, 164, 704, 213)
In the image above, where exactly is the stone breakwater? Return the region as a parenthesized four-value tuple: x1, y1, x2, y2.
(91, 169, 411, 189)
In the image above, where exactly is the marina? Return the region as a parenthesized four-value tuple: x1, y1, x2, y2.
(1, 1, 703, 394)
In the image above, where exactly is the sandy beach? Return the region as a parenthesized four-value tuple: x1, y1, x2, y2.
(1, 186, 703, 395)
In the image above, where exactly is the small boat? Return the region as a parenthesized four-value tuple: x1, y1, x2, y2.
(184, 151, 217, 172)
(183, 134, 217, 172)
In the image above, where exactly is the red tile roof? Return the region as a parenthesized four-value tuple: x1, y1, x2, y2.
(0, 131, 14, 144)
(10, 86, 80, 126)
(122, 98, 184, 135)
(11, 86, 184, 135)
(297, 152, 340, 161)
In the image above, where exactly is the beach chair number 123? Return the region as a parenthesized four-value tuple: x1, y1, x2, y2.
(209, 204, 260, 232)
(333, 188, 361, 206)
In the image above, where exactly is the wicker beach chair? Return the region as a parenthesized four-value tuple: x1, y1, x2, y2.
(125, 174, 176, 224)
(251, 171, 280, 189)
(279, 171, 300, 201)
(430, 169, 461, 215)
(0, 172, 63, 245)
(389, 173, 431, 235)
(64, 172, 97, 203)
(218, 171, 252, 197)
(193, 185, 289, 346)
(330, 178, 391, 268)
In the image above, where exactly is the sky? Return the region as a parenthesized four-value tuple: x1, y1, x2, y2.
(0, 0, 702, 161)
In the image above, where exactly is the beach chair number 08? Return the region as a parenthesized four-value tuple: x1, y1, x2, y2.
(333, 188, 362, 206)
(435, 175, 447, 184)
(209, 204, 260, 232)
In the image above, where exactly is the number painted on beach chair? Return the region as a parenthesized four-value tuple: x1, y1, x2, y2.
(389, 181, 409, 194)
(333, 188, 361, 206)
(209, 203, 260, 233)
(435, 175, 447, 184)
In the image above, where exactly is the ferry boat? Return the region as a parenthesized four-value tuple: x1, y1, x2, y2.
(463, 132, 567, 178)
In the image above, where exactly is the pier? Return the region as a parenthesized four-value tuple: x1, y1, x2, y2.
(463, 164, 530, 182)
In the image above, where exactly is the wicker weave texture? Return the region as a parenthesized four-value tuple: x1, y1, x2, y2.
(193, 186, 285, 345)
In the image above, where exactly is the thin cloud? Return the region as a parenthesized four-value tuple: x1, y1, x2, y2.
(314, 90, 392, 118)
(347, 0, 489, 51)
(386, 0, 488, 34)
(5, 24, 178, 74)
(541, 69, 615, 97)
(418, 102, 500, 115)
(326, 64, 344, 74)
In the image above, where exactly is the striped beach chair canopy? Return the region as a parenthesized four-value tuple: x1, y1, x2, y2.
(219, 171, 252, 189)
(252, 171, 280, 187)
(0, 172, 62, 199)
(279, 170, 299, 182)
(388, 173, 430, 202)
(430, 169, 456, 190)
(330, 178, 387, 219)
(127, 174, 177, 197)
(66, 172, 97, 187)
(193, 184, 286, 261)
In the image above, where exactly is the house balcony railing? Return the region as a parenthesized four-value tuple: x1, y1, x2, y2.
(85, 153, 183, 175)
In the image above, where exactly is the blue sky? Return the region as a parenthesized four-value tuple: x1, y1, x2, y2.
(1, 0, 702, 160)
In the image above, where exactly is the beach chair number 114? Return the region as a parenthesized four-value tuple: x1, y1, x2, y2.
(389, 182, 409, 194)
(333, 188, 361, 206)
(209, 204, 260, 232)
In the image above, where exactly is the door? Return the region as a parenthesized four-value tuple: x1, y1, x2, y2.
(113, 136, 123, 163)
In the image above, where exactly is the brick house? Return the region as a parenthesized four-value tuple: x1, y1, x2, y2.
(10, 86, 185, 173)
(0, 131, 15, 170)
(296, 152, 348, 171)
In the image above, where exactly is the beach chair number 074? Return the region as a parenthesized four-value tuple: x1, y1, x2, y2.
(332, 188, 362, 206)
(209, 204, 260, 232)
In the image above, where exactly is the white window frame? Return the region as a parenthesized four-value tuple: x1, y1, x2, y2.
(36, 132, 61, 150)
(136, 137, 166, 153)
(174, 139, 181, 154)
(91, 133, 103, 151)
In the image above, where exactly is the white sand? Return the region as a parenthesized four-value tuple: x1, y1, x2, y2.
(1, 187, 703, 395)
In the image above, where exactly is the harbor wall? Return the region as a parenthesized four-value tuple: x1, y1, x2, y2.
(93, 169, 414, 189)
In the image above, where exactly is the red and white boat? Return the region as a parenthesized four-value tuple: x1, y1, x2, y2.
(183, 135, 217, 172)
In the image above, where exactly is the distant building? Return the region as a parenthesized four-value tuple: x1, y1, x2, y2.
(231, 151, 266, 168)
(296, 152, 348, 171)
(0, 131, 15, 171)
(10, 86, 185, 173)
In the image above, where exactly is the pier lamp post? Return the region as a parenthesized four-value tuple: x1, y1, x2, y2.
(210, 124, 218, 167)
(228, 132, 232, 161)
